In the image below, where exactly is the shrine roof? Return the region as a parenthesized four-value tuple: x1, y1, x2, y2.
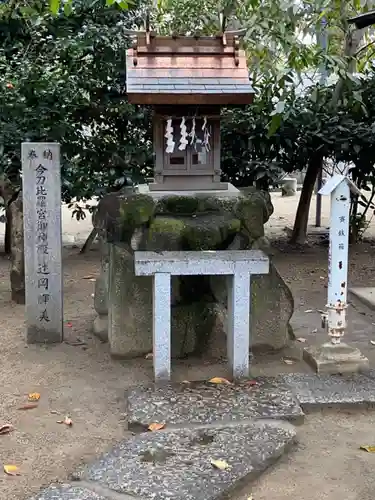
(126, 34, 254, 106)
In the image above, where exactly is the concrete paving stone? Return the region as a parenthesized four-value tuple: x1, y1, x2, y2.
(82, 421, 296, 500)
(361, 369, 375, 382)
(126, 379, 304, 429)
(28, 484, 110, 500)
(349, 286, 375, 310)
(279, 372, 375, 408)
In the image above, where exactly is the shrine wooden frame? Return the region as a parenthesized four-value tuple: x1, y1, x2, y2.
(153, 110, 221, 185)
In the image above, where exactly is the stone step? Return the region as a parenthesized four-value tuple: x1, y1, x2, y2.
(73, 421, 296, 500)
(30, 372, 375, 500)
(349, 286, 375, 311)
(279, 372, 375, 409)
(126, 378, 305, 430)
(28, 484, 113, 500)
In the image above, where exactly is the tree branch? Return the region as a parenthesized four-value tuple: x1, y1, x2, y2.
(331, 27, 366, 105)
(365, 47, 375, 62)
(354, 38, 375, 58)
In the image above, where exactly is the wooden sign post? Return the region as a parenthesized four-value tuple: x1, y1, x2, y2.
(304, 172, 369, 373)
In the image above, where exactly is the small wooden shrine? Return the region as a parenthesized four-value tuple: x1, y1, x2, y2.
(126, 28, 254, 191)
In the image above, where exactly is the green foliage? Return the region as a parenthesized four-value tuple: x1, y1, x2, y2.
(220, 80, 285, 188)
(3, 0, 375, 224)
(153, 0, 375, 136)
(49, 0, 134, 16)
(220, 69, 375, 206)
(349, 212, 370, 242)
(0, 0, 153, 207)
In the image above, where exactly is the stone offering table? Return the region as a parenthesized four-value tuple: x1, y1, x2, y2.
(134, 250, 269, 380)
(93, 185, 294, 360)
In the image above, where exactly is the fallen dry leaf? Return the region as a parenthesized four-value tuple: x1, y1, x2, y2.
(208, 377, 232, 385)
(65, 339, 86, 346)
(0, 424, 14, 435)
(145, 352, 153, 360)
(17, 403, 38, 410)
(4, 465, 20, 476)
(148, 422, 165, 432)
(283, 359, 295, 365)
(210, 459, 230, 470)
(360, 445, 375, 452)
(28, 392, 40, 402)
(57, 416, 73, 426)
(296, 337, 306, 343)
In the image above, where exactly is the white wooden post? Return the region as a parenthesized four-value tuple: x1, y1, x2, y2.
(303, 172, 369, 373)
(318, 173, 358, 343)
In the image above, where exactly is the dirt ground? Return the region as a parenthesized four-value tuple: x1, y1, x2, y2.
(236, 410, 375, 500)
(1, 192, 375, 500)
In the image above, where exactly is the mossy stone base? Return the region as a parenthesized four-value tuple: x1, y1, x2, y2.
(147, 217, 185, 251)
(93, 187, 294, 359)
(108, 244, 219, 358)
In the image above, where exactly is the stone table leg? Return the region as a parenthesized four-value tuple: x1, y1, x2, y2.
(153, 272, 171, 381)
(227, 272, 251, 379)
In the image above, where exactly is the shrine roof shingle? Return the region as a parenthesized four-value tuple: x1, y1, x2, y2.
(126, 35, 254, 106)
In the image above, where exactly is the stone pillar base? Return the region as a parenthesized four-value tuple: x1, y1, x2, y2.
(93, 315, 108, 343)
(303, 342, 369, 374)
(281, 178, 297, 197)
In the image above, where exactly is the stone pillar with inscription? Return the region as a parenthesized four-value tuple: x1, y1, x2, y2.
(21, 143, 63, 343)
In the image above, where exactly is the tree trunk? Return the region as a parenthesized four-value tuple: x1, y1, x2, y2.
(80, 227, 98, 254)
(10, 192, 25, 304)
(290, 154, 323, 245)
(4, 206, 12, 255)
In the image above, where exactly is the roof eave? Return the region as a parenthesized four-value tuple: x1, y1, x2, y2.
(127, 92, 254, 106)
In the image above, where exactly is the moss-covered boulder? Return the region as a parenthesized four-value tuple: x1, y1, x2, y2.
(93, 187, 293, 359)
(156, 195, 201, 215)
(93, 190, 155, 246)
(119, 194, 155, 238)
(147, 217, 185, 251)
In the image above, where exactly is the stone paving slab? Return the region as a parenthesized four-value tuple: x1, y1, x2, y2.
(279, 372, 375, 408)
(82, 421, 296, 500)
(349, 286, 375, 310)
(126, 378, 304, 429)
(30, 372, 375, 500)
(28, 484, 111, 500)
